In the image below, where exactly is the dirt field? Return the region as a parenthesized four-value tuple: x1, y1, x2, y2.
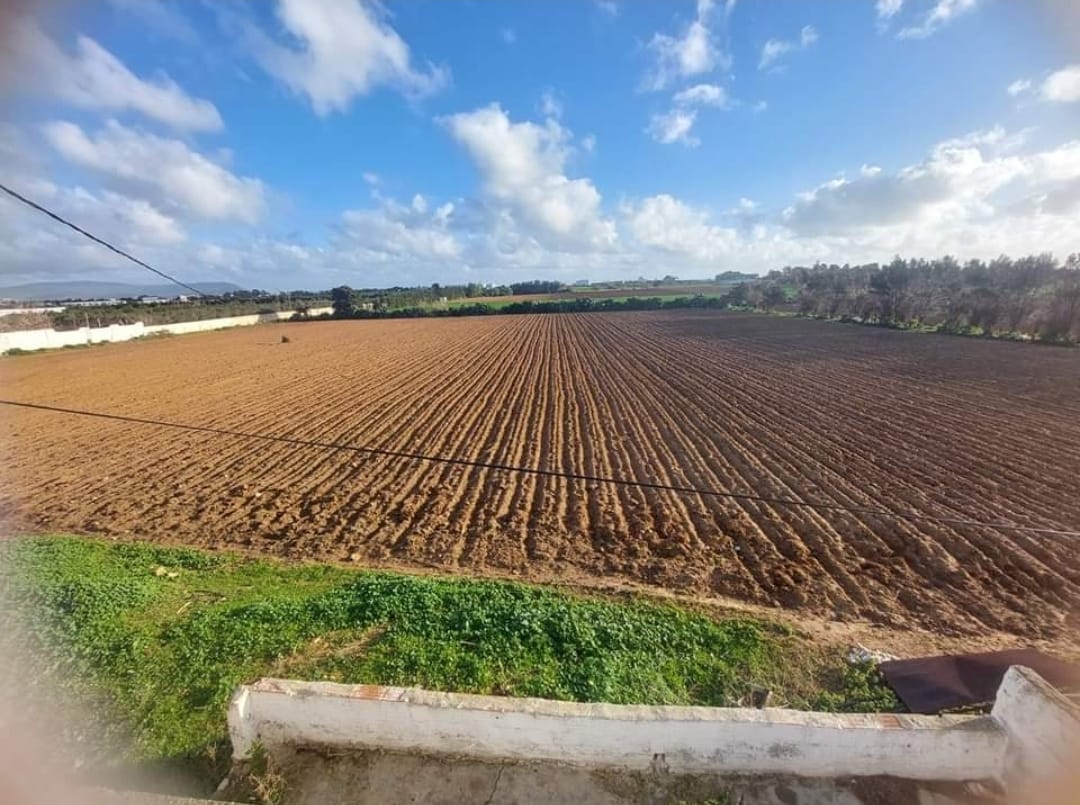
(2, 311, 1079, 641)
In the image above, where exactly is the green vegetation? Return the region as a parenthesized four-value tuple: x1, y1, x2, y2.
(13, 292, 331, 331)
(0, 536, 899, 785)
(328, 292, 731, 320)
(748, 253, 1080, 344)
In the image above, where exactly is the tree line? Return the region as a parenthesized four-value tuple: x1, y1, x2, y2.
(739, 254, 1080, 343)
(326, 290, 728, 320)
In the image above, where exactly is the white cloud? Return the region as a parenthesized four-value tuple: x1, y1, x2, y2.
(759, 25, 818, 71)
(1007, 78, 1033, 97)
(650, 83, 729, 148)
(642, 0, 728, 90)
(5, 16, 222, 132)
(244, 0, 448, 115)
(623, 194, 738, 259)
(340, 194, 461, 261)
(540, 90, 563, 119)
(596, 1, 619, 17)
(752, 100, 768, 113)
(898, 0, 978, 39)
(647, 108, 699, 146)
(441, 104, 617, 251)
(673, 83, 728, 107)
(781, 128, 1080, 257)
(620, 127, 1080, 275)
(581, 134, 597, 153)
(362, 171, 382, 186)
(0, 130, 194, 282)
(1006, 66, 1080, 104)
(42, 120, 266, 223)
(1042, 65, 1080, 103)
(876, 0, 903, 19)
(759, 39, 792, 70)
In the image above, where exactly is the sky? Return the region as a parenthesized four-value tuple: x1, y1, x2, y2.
(1, 0, 1078, 291)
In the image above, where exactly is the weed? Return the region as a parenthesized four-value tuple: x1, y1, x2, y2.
(0, 536, 899, 788)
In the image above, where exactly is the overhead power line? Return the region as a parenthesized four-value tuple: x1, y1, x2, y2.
(1, 398, 1077, 538)
(0, 181, 207, 298)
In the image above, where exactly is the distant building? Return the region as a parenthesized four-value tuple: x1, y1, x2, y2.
(66, 298, 123, 307)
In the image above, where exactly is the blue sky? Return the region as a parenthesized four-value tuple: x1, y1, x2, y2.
(1, 0, 1078, 290)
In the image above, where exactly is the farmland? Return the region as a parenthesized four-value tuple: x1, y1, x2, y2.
(2, 311, 1079, 642)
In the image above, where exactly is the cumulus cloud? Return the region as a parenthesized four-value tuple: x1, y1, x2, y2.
(4, 16, 222, 132)
(759, 25, 818, 71)
(647, 108, 698, 146)
(1042, 65, 1080, 103)
(340, 194, 460, 261)
(623, 194, 737, 259)
(441, 104, 617, 251)
(672, 83, 728, 107)
(649, 83, 729, 148)
(1007, 65, 1080, 103)
(876, 0, 904, 20)
(780, 128, 1080, 262)
(42, 120, 266, 223)
(540, 89, 563, 119)
(1007, 78, 1033, 97)
(243, 0, 448, 115)
(620, 126, 1080, 275)
(642, 0, 729, 91)
(0, 128, 194, 283)
(898, 0, 978, 39)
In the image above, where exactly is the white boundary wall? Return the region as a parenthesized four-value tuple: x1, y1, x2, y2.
(0, 308, 332, 354)
(228, 678, 1007, 782)
(992, 665, 1080, 790)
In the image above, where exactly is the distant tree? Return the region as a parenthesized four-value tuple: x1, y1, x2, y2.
(509, 280, 564, 295)
(760, 285, 787, 310)
(331, 286, 356, 318)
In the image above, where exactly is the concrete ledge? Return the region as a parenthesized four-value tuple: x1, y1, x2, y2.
(992, 665, 1080, 789)
(228, 678, 1004, 781)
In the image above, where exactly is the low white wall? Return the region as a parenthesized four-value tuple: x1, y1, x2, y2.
(0, 307, 332, 354)
(0, 306, 66, 316)
(992, 665, 1080, 791)
(228, 678, 1005, 782)
(0, 322, 146, 352)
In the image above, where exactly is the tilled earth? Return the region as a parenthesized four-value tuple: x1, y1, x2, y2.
(2, 311, 1079, 640)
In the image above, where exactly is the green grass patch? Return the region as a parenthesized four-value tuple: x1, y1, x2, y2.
(0, 536, 898, 785)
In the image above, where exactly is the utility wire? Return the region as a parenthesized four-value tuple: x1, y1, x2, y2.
(0, 181, 207, 298)
(2, 398, 1077, 538)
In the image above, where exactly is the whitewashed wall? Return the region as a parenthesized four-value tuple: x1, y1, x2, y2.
(228, 678, 1006, 782)
(0, 307, 332, 354)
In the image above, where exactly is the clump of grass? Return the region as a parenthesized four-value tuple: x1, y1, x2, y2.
(0, 536, 898, 786)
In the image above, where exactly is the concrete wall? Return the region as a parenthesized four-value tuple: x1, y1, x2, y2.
(0, 308, 332, 354)
(992, 665, 1080, 794)
(0, 306, 66, 317)
(228, 679, 1005, 782)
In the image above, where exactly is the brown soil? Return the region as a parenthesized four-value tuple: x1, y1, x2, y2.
(2, 311, 1079, 647)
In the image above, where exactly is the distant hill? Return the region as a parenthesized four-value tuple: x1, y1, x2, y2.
(0, 281, 244, 302)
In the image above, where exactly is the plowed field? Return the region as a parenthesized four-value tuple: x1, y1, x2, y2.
(2, 311, 1079, 640)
